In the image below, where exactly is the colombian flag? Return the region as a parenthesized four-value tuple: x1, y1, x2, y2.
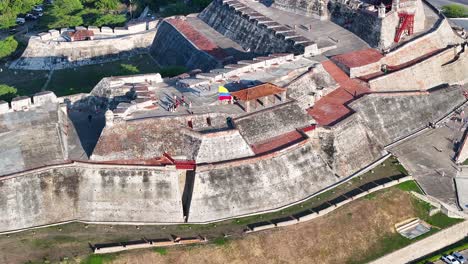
(218, 86, 232, 100)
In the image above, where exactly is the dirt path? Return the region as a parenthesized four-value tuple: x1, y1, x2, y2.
(111, 189, 417, 264)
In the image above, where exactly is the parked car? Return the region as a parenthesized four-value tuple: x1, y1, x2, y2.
(32, 6, 43, 12)
(8, 28, 18, 34)
(442, 255, 462, 264)
(25, 13, 38, 20)
(453, 252, 467, 264)
(15, 18, 25, 24)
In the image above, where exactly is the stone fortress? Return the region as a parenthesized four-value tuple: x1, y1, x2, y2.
(0, 0, 467, 233)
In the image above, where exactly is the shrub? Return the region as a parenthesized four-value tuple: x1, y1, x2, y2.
(120, 63, 140, 74)
(0, 84, 18, 102)
(0, 36, 19, 60)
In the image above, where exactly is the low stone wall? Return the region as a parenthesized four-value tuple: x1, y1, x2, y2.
(245, 175, 414, 233)
(93, 236, 207, 254)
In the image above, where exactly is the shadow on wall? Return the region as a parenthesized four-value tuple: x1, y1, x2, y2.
(66, 96, 108, 157)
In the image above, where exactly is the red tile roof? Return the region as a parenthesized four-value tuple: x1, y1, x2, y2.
(68, 29, 94, 41)
(307, 61, 371, 126)
(332, 48, 383, 68)
(166, 18, 228, 61)
(251, 130, 305, 155)
(231, 83, 286, 101)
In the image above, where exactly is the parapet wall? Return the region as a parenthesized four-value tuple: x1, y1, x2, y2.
(10, 28, 158, 70)
(368, 45, 467, 91)
(198, 0, 317, 55)
(348, 19, 460, 78)
(0, 162, 184, 232)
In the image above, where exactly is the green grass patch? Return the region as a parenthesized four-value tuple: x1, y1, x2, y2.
(213, 237, 229, 246)
(153, 247, 168, 255)
(81, 254, 116, 264)
(364, 192, 377, 200)
(396, 180, 423, 194)
(425, 213, 464, 229)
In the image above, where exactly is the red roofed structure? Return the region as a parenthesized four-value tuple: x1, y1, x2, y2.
(67, 30, 95, 42)
(231, 83, 287, 112)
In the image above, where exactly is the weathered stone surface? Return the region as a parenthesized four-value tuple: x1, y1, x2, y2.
(198, 0, 304, 54)
(150, 20, 221, 71)
(0, 164, 184, 232)
(188, 142, 337, 222)
(0, 103, 84, 176)
(234, 102, 313, 145)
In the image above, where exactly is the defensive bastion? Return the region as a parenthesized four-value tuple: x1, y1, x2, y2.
(0, 0, 467, 233)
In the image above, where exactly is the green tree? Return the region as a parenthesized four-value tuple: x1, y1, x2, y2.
(120, 63, 139, 74)
(94, 13, 126, 27)
(95, 0, 120, 12)
(442, 4, 468, 18)
(0, 84, 17, 102)
(0, 36, 18, 60)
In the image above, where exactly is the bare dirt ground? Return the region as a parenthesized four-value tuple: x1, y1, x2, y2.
(110, 188, 417, 264)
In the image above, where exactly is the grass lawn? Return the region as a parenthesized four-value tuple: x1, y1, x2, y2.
(46, 54, 159, 96)
(0, 54, 188, 98)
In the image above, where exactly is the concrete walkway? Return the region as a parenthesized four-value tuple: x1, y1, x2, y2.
(371, 221, 468, 263)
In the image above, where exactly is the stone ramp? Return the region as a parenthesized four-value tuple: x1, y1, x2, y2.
(150, 20, 221, 71)
(185, 16, 256, 61)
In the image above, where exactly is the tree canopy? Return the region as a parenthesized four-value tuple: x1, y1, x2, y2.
(0, 0, 43, 29)
(0, 84, 17, 102)
(0, 36, 19, 60)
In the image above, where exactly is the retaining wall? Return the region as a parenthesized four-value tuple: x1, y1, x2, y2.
(10, 29, 157, 70)
(0, 162, 185, 233)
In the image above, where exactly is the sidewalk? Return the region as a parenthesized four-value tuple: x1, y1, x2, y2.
(371, 221, 468, 263)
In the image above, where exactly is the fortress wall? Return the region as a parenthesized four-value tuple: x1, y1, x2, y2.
(196, 130, 254, 163)
(272, 0, 323, 18)
(150, 20, 221, 71)
(198, 0, 305, 54)
(317, 115, 386, 177)
(285, 63, 338, 109)
(350, 85, 466, 146)
(0, 163, 184, 232)
(368, 46, 467, 91)
(328, 1, 382, 47)
(188, 142, 337, 222)
(233, 102, 314, 145)
(350, 19, 460, 78)
(10, 30, 157, 70)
